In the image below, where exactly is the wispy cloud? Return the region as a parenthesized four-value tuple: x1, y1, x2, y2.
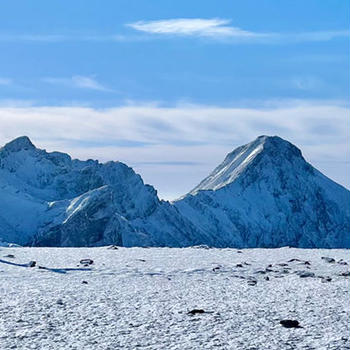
(0, 19, 347, 44)
(0, 100, 348, 198)
(127, 18, 261, 38)
(127, 18, 349, 43)
(43, 75, 113, 92)
(0, 34, 67, 42)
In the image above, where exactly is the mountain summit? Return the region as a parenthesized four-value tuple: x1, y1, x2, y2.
(0, 136, 349, 248)
(189, 135, 302, 194)
(175, 136, 350, 248)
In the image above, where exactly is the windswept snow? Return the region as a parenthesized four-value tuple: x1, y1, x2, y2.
(0, 246, 349, 349)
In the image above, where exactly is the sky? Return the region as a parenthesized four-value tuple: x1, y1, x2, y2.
(0, 0, 349, 199)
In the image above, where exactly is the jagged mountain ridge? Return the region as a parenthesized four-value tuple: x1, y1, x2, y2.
(0, 136, 202, 247)
(0, 135, 349, 248)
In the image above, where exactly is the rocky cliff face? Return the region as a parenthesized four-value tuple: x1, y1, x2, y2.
(0, 135, 349, 248)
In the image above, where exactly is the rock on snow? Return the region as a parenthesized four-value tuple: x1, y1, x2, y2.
(0, 246, 349, 349)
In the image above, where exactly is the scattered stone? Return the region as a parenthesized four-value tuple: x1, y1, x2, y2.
(107, 245, 119, 250)
(247, 279, 257, 286)
(254, 269, 266, 274)
(56, 299, 64, 305)
(321, 277, 332, 283)
(296, 270, 315, 278)
(288, 258, 302, 262)
(338, 260, 348, 265)
(28, 261, 36, 267)
(265, 276, 270, 281)
(136, 259, 146, 262)
(82, 280, 88, 284)
(237, 250, 243, 254)
(236, 263, 243, 268)
(212, 266, 221, 271)
(80, 259, 94, 265)
(304, 261, 311, 266)
(188, 309, 205, 315)
(321, 257, 335, 263)
(340, 271, 350, 277)
(267, 264, 273, 268)
(280, 320, 302, 328)
(4, 254, 15, 258)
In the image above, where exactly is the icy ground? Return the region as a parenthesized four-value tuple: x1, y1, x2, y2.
(0, 247, 349, 350)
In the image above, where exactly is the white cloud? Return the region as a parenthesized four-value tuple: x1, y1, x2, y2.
(0, 21, 347, 44)
(127, 18, 260, 38)
(43, 75, 112, 92)
(127, 18, 349, 43)
(0, 100, 348, 199)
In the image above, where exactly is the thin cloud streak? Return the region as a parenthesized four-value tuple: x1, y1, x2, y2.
(0, 18, 348, 44)
(127, 18, 261, 38)
(42, 76, 113, 92)
(127, 18, 348, 43)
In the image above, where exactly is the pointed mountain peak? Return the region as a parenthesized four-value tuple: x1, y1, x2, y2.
(188, 135, 304, 195)
(2, 136, 36, 152)
(224, 135, 302, 163)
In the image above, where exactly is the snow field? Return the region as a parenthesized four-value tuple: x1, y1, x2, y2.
(0, 247, 349, 349)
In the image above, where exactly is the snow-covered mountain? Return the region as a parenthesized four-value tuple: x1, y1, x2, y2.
(0, 136, 201, 247)
(0, 135, 349, 248)
(175, 136, 350, 248)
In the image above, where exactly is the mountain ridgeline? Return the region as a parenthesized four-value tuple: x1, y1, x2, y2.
(0, 136, 349, 248)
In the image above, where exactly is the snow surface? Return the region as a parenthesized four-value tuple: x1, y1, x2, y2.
(0, 246, 349, 349)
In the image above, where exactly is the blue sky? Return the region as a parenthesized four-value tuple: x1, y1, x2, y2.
(0, 1, 349, 198)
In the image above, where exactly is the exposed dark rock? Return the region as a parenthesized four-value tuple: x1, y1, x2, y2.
(321, 257, 335, 263)
(280, 320, 302, 328)
(296, 270, 315, 278)
(338, 260, 348, 265)
(28, 261, 36, 267)
(188, 309, 205, 315)
(247, 279, 257, 286)
(80, 259, 94, 265)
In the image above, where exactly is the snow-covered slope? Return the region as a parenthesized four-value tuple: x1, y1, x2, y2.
(0, 136, 199, 247)
(0, 135, 349, 248)
(175, 136, 350, 248)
